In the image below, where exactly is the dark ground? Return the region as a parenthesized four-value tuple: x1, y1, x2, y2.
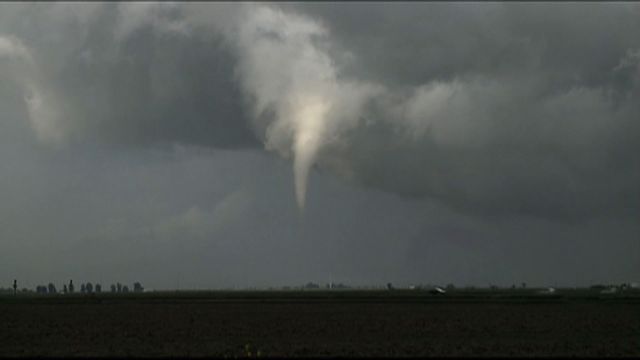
(1, 290, 639, 357)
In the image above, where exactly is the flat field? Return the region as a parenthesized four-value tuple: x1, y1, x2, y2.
(1, 290, 639, 357)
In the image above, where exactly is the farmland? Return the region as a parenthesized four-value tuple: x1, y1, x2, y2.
(1, 289, 639, 357)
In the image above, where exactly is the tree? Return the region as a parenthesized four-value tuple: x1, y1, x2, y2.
(95, 284, 102, 293)
(133, 282, 144, 293)
(48, 283, 57, 294)
(122, 285, 129, 293)
(86, 282, 93, 293)
(387, 283, 394, 290)
(116, 283, 122, 293)
(110, 284, 116, 293)
(63, 284, 68, 294)
(68, 280, 75, 293)
(13, 279, 17, 296)
(80, 284, 86, 293)
(304, 282, 319, 289)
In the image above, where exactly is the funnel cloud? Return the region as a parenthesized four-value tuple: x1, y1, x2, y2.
(232, 5, 380, 208)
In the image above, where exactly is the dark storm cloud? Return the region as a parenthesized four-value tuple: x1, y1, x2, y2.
(0, 3, 257, 148)
(288, 3, 640, 89)
(283, 2, 640, 220)
(2, 3, 638, 220)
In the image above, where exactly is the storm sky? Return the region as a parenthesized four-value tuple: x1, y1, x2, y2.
(1, 2, 638, 290)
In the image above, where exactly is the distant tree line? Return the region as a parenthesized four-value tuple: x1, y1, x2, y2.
(5, 280, 144, 295)
(590, 283, 634, 291)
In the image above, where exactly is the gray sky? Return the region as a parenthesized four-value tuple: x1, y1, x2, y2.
(0, 3, 638, 290)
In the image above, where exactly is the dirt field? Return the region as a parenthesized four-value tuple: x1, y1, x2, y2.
(1, 291, 639, 357)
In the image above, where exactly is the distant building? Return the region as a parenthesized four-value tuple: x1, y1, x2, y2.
(600, 287, 618, 294)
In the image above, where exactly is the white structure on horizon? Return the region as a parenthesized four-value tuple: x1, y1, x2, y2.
(429, 287, 446, 295)
(538, 287, 556, 294)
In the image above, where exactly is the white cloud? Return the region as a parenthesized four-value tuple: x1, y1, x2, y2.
(0, 35, 65, 144)
(0, 35, 30, 61)
(231, 4, 381, 209)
